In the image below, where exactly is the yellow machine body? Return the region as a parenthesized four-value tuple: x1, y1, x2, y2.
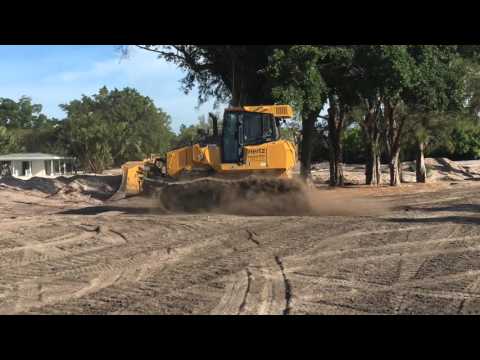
(165, 105, 296, 179)
(118, 105, 297, 196)
(166, 140, 296, 178)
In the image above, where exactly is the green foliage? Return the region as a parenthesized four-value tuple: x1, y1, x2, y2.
(404, 45, 468, 113)
(0, 96, 50, 129)
(303, 125, 367, 164)
(353, 45, 416, 103)
(449, 123, 480, 160)
(173, 124, 203, 148)
(319, 46, 359, 111)
(0, 126, 19, 154)
(343, 125, 366, 164)
(267, 46, 328, 116)
(12, 119, 65, 154)
(396, 46, 475, 172)
(0, 97, 59, 154)
(61, 111, 114, 173)
(279, 119, 301, 144)
(61, 86, 175, 172)
(428, 118, 480, 160)
(132, 45, 282, 106)
(172, 113, 223, 148)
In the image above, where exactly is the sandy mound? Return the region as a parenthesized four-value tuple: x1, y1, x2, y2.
(423, 158, 478, 181)
(0, 176, 67, 193)
(0, 175, 122, 203)
(310, 158, 480, 185)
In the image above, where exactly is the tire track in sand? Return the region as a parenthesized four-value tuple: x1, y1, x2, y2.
(211, 258, 288, 315)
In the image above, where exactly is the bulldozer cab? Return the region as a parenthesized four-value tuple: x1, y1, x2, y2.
(222, 110, 277, 163)
(221, 106, 291, 164)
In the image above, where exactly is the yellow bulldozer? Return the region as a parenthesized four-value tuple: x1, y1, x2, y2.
(117, 105, 300, 211)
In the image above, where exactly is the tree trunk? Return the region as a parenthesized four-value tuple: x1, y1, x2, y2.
(210, 113, 218, 138)
(375, 152, 381, 184)
(334, 129, 344, 186)
(328, 143, 336, 186)
(384, 100, 406, 187)
(365, 140, 381, 186)
(230, 57, 242, 107)
(416, 141, 427, 183)
(300, 112, 317, 181)
(327, 102, 345, 187)
(327, 147, 344, 186)
(365, 144, 373, 185)
(362, 102, 382, 186)
(389, 148, 401, 186)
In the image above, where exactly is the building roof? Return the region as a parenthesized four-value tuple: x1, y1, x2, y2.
(0, 153, 73, 161)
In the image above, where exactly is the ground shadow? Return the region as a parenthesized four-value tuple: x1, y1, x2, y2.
(405, 203, 480, 213)
(58, 205, 167, 216)
(386, 215, 480, 225)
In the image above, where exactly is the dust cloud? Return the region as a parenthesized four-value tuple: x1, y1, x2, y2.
(153, 176, 392, 217)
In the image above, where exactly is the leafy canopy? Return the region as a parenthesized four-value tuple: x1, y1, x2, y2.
(61, 86, 175, 172)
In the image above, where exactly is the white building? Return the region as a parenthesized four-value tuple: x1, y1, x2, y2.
(0, 153, 75, 179)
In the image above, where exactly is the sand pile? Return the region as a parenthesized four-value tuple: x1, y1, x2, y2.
(0, 175, 122, 203)
(0, 176, 67, 193)
(423, 158, 478, 181)
(309, 158, 480, 185)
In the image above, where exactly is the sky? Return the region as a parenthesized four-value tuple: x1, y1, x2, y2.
(0, 45, 223, 133)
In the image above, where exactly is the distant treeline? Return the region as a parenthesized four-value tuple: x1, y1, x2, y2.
(2, 83, 480, 176)
(0, 87, 175, 173)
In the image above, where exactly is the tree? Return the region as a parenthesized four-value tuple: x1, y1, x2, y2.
(0, 96, 48, 129)
(267, 45, 361, 185)
(173, 123, 203, 148)
(15, 126, 60, 154)
(0, 96, 62, 153)
(378, 46, 416, 186)
(266, 46, 328, 181)
(172, 112, 223, 148)
(130, 45, 283, 107)
(62, 111, 114, 173)
(449, 120, 480, 159)
(343, 124, 366, 164)
(403, 45, 472, 183)
(341, 47, 382, 186)
(319, 46, 358, 186)
(279, 119, 302, 146)
(61, 86, 175, 172)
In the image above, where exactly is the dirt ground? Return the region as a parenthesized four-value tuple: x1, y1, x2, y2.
(2, 161, 480, 314)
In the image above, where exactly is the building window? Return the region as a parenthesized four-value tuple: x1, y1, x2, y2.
(21, 161, 31, 177)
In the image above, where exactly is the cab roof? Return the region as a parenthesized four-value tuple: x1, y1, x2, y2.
(225, 105, 293, 118)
